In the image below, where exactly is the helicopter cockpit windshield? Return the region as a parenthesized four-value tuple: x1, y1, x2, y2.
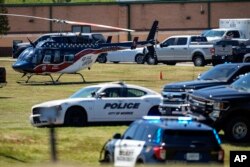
(18, 47, 34, 62)
(17, 47, 43, 64)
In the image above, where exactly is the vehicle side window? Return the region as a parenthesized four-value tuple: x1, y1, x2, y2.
(141, 125, 158, 143)
(53, 50, 62, 64)
(227, 31, 240, 38)
(123, 123, 139, 140)
(176, 38, 187, 45)
(232, 66, 250, 82)
(162, 38, 175, 46)
(43, 50, 52, 64)
(102, 88, 122, 98)
(64, 53, 74, 63)
(124, 88, 146, 97)
(133, 126, 146, 141)
(92, 34, 106, 43)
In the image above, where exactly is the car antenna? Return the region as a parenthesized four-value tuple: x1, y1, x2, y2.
(27, 37, 35, 48)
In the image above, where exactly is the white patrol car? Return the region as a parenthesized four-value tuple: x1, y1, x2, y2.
(30, 82, 162, 127)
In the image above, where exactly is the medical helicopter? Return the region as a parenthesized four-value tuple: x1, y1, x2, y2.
(0, 13, 158, 84)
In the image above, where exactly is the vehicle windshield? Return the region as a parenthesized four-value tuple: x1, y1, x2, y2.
(17, 47, 34, 62)
(163, 130, 220, 148)
(204, 30, 225, 37)
(70, 87, 101, 98)
(231, 73, 250, 92)
(198, 65, 238, 81)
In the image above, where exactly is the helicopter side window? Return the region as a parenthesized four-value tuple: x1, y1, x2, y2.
(53, 50, 62, 64)
(43, 50, 52, 64)
(33, 49, 43, 64)
(64, 53, 74, 63)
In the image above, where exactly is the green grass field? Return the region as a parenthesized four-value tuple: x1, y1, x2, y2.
(0, 59, 249, 167)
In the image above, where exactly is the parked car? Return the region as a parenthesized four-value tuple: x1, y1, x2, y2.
(100, 116, 224, 166)
(0, 67, 7, 88)
(96, 48, 145, 64)
(159, 63, 250, 115)
(187, 72, 250, 142)
(30, 81, 162, 127)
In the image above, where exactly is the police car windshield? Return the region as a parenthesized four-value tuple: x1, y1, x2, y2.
(198, 65, 238, 81)
(231, 74, 250, 92)
(70, 87, 101, 98)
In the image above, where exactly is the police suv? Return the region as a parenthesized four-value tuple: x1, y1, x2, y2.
(100, 116, 224, 166)
(30, 82, 162, 127)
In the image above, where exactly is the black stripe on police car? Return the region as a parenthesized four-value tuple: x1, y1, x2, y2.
(104, 103, 140, 109)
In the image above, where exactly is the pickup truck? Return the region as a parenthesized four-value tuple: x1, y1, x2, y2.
(159, 63, 250, 116)
(145, 35, 213, 66)
(211, 39, 250, 65)
(187, 72, 250, 142)
(0, 67, 7, 88)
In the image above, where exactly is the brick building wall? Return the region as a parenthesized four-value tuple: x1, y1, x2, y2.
(0, 1, 250, 56)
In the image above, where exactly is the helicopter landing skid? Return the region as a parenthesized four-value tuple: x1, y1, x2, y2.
(17, 73, 85, 85)
(56, 73, 85, 83)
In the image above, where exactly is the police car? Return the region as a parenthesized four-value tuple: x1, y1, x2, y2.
(30, 82, 162, 127)
(100, 116, 224, 166)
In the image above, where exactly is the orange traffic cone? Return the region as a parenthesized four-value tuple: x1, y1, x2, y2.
(160, 71, 163, 80)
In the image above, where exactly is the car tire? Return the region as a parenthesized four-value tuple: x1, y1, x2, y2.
(64, 107, 87, 127)
(225, 117, 250, 142)
(193, 54, 205, 66)
(135, 54, 145, 64)
(96, 53, 107, 63)
(113, 61, 120, 64)
(146, 54, 158, 65)
(104, 152, 113, 163)
(147, 106, 161, 116)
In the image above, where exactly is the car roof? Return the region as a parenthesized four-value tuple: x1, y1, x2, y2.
(84, 81, 160, 94)
(139, 116, 214, 131)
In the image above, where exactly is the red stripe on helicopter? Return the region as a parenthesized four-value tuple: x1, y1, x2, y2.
(33, 47, 125, 74)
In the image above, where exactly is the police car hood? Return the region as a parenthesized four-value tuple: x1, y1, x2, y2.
(32, 98, 93, 108)
(164, 80, 227, 90)
(192, 85, 250, 101)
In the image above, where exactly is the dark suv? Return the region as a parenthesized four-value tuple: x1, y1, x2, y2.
(159, 63, 250, 115)
(100, 116, 224, 165)
(187, 72, 250, 142)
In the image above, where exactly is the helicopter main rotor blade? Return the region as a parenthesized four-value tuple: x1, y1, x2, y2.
(0, 13, 134, 32)
(65, 20, 134, 32)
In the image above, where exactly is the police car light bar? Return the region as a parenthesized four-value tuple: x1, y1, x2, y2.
(143, 116, 193, 121)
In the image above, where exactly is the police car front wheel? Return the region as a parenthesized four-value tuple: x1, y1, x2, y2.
(64, 107, 87, 127)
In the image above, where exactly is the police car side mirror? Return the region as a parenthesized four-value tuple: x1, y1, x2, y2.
(113, 133, 121, 139)
(91, 91, 96, 97)
(97, 92, 106, 98)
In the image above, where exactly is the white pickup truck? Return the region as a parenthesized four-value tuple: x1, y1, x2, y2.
(146, 35, 213, 66)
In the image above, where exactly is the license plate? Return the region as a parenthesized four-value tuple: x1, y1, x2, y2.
(186, 153, 200, 161)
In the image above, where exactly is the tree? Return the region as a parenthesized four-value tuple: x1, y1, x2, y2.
(0, 0, 10, 35)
